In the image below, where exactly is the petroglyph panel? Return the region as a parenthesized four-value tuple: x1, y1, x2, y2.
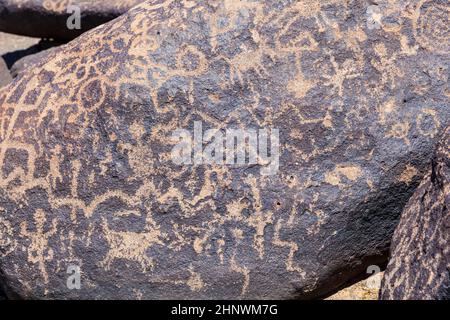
(0, 0, 448, 299)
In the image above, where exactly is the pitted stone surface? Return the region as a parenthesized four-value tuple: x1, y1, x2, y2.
(0, 0, 449, 299)
(0, 0, 144, 39)
(380, 127, 449, 300)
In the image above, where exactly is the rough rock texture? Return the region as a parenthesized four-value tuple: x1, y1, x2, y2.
(0, 58, 12, 88)
(10, 46, 59, 78)
(0, 0, 449, 299)
(0, 0, 144, 40)
(380, 127, 449, 300)
(2, 38, 63, 72)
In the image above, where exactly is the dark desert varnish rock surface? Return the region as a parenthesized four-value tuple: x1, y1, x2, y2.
(0, 0, 448, 299)
(380, 126, 449, 300)
(0, 0, 144, 40)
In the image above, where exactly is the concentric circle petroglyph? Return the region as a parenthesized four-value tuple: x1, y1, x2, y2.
(415, 1, 449, 54)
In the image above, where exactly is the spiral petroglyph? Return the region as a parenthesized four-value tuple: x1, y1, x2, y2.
(415, 0, 449, 54)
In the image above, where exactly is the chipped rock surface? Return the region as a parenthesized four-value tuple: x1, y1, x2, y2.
(0, 0, 144, 40)
(0, 0, 448, 299)
(380, 127, 449, 300)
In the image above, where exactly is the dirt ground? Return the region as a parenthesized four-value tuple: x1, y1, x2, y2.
(0, 31, 40, 56)
(326, 273, 383, 300)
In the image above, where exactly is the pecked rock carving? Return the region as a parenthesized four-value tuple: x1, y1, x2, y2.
(0, 0, 144, 40)
(0, 0, 449, 299)
(380, 127, 449, 300)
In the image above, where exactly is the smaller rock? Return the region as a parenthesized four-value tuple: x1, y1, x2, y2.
(380, 127, 450, 300)
(2, 38, 63, 77)
(0, 58, 12, 88)
(0, 0, 144, 40)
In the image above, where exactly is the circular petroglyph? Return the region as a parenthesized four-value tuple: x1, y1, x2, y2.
(415, 1, 449, 54)
(417, 109, 440, 138)
(176, 45, 208, 76)
(80, 79, 105, 110)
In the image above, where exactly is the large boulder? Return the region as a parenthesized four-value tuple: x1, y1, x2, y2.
(0, 0, 448, 299)
(380, 127, 449, 300)
(0, 0, 144, 40)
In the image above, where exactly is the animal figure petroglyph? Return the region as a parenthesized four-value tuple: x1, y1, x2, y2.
(99, 218, 164, 271)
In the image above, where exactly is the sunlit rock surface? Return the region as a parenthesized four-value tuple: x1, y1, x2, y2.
(0, 0, 448, 299)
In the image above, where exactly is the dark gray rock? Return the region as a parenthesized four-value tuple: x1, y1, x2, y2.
(0, 281, 5, 299)
(0, 0, 448, 299)
(0, 0, 144, 40)
(380, 127, 449, 300)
